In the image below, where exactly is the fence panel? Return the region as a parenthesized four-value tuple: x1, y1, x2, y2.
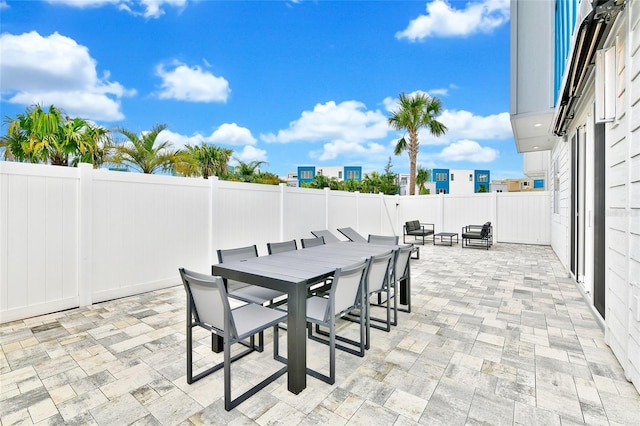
(442, 193, 495, 236)
(496, 191, 551, 244)
(91, 170, 211, 303)
(0, 163, 554, 322)
(327, 190, 359, 239)
(212, 180, 281, 256)
(282, 186, 328, 244)
(0, 163, 80, 322)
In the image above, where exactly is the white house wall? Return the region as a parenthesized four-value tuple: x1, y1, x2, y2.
(604, 4, 640, 389)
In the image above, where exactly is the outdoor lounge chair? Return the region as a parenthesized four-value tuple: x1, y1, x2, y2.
(461, 222, 492, 249)
(403, 220, 435, 244)
(337, 227, 368, 243)
(179, 268, 287, 411)
(311, 229, 342, 244)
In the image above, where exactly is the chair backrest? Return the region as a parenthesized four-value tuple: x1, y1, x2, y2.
(301, 236, 325, 248)
(311, 230, 341, 244)
(326, 259, 369, 320)
(217, 245, 258, 263)
(216, 245, 258, 292)
(405, 220, 420, 232)
(179, 268, 235, 336)
(481, 222, 492, 238)
(337, 227, 368, 243)
(368, 234, 399, 245)
(393, 245, 413, 282)
(366, 250, 394, 293)
(267, 239, 297, 255)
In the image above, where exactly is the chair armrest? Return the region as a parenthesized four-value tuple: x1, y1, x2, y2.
(420, 223, 434, 231)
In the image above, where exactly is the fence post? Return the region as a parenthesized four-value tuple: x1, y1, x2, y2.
(78, 163, 93, 307)
(280, 183, 286, 241)
(324, 187, 330, 229)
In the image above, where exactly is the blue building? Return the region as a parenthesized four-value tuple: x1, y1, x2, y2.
(296, 166, 362, 187)
(432, 168, 491, 194)
(432, 168, 449, 194)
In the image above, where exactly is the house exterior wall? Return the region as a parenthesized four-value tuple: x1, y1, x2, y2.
(449, 169, 474, 194)
(474, 170, 491, 192)
(511, 0, 640, 392)
(433, 168, 449, 194)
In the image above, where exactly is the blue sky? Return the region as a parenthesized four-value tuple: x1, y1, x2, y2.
(0, 0, 519, 180)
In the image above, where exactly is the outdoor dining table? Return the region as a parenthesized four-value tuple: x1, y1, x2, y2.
(211, 241, 406, 394)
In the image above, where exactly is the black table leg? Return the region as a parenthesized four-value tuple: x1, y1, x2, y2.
(287, 283, 307, 394)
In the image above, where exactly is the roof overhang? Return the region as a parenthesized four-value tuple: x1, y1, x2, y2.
(552, 0, 625, 136)
(510, 110, 555, 153)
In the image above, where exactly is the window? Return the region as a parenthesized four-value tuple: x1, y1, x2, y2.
(346, 170, 359, 180)
(338, 171, 343, 179)
(477, 174, 488, 183)
(553, 157, 560, 214)
(451, 173, 454, 181)
(436, 172, 447, 181)
(300, 170, 313, 179)
(437, 188, 447, 194)
(596, 46, 616, 123)
(469, 174, 473, 181)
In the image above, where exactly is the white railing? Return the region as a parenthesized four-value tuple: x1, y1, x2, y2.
(0, 162, 551, 322)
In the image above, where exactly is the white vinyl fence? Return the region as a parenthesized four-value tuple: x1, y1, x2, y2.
(0, 162, 551, 322)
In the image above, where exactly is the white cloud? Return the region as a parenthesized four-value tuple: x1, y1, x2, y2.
(207, 123, 257, 146)
(156, 62, 230, 103)
(419, 110, 512, 145)
(155, 123, 257, 150)
(1, 1, 9, 9)
(233, 145, 268, 163)
(396, 0, 509, 41)
(311, 140, 386, 161)
(261, 100, 388, 143)
(46, 0, 188, 19)
(261, 100, 390, 163)
(0, 31, 134, 121)
(436, 139, 498, 162)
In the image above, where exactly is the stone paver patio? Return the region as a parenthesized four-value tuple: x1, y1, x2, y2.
(1, 242, 639, 425)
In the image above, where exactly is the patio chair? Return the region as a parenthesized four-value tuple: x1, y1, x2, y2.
(393, 244, 414, 314)
(217, 245, 287, 350)
(301, 236, 325, 248)
(403, 220, 435, 245)
(267, 239, 298, 254)
(461, 222, 492, 250)
(275, 259, 369, 385)
(337, 227, 368, 243)
(363, 250, 395, 348)
(310, 229, 342, 244)
(217, 245, 286, 305)
(345, 250, 395, 349)
(179, 268, 287, 411)
(368, 234, 399, 245)
(370, 244, 414, 321)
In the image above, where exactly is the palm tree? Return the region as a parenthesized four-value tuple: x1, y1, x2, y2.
(182, 142, 233, 179)
(2, 104, 90, 166)
(388, 93, 447, 195)
(416, 167, 431, 195)
(232, 160, 267, 182)
(113, 124, 182, 174)
(72, 124, 115, 168)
